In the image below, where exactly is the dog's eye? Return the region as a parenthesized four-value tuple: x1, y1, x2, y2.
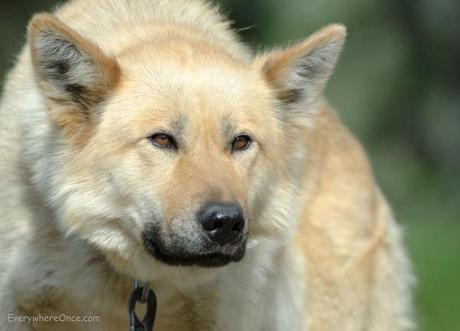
(149, 133, 177, 149)
(231, 135, 252, 152)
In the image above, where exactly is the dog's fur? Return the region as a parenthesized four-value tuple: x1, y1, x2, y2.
(0, 0, 414, 330)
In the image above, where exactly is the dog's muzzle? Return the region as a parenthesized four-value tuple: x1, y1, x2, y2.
(142, 203, 247, 268)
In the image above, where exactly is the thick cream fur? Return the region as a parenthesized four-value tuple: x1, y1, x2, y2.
(0, 0, 413, 330)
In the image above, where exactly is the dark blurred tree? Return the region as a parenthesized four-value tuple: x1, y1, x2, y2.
(0, 1, 56, 80)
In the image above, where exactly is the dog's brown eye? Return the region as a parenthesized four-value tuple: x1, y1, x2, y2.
(149, 133, 177, 149)
(232, 135, 252, 152)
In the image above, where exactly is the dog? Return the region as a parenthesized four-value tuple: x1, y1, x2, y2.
(0, 0, 414, 330)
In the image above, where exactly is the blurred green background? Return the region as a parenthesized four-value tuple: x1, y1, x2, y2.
(0, 0, 459, 330)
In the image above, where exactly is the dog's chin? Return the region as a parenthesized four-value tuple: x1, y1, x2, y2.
(142, 229, 246, 268)
(146, 243, 246, 268)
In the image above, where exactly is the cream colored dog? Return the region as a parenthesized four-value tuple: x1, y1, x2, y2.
(0, 0, 414, 330)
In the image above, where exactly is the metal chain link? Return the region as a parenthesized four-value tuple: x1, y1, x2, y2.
(128, 281, 157, 331)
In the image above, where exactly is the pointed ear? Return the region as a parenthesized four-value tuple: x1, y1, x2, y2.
(255, 24, 346, 109)
(28, 14, 120, 130)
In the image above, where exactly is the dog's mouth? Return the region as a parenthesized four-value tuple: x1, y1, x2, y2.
(145, 242, 246, 267)
(142, 227, 247, 268)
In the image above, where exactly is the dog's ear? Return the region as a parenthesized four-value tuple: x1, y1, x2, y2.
(28, 14, 120, 131)
(255, 24, 345, 117)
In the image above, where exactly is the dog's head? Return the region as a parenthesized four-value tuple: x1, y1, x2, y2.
(27, 14, 345, 281)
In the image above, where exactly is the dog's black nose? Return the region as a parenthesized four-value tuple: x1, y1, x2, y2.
(198, 202, 245, 246)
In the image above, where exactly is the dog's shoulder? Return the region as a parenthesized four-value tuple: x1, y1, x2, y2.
(298, 104, 383, 260)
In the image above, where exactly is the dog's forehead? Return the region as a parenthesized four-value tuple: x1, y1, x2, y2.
(109, 47, 272, 131)
(122, 59, 262, 102)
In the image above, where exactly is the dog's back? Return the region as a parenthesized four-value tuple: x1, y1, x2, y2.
(40, 0, 250, 60)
